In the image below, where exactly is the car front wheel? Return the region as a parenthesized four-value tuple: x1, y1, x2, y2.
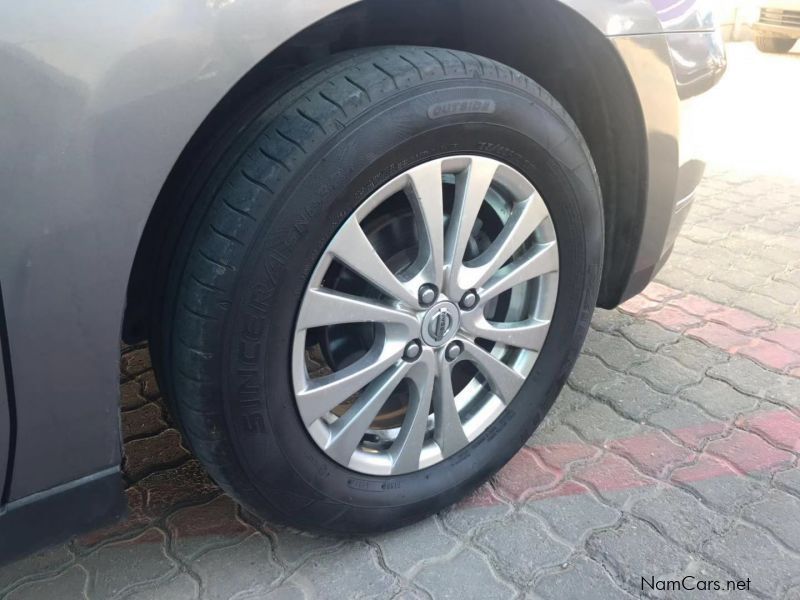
(156, 46, 603, 533)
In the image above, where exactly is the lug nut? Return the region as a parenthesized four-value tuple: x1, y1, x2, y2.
(460, 290, 479, 310)
(418, 284, 438, 307)
(404, 340, 423, 361)
(445, 341, 463, 362)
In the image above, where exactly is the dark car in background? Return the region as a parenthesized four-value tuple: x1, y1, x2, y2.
(0, 0, 725, 560)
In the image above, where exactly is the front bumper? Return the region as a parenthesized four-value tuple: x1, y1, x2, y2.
(610, 28, 726, 302)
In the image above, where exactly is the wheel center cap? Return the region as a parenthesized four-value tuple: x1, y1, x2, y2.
(421, 301, 461, 347)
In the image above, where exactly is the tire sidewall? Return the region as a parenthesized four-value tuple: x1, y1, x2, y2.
(222, 79, 602, 528)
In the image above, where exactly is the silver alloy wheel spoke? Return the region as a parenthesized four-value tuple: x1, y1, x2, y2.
(292, 155, 559, 475)
(444, 157, 498, 298)
(433, 354, 469, 457)
(408, 162, 445, 289)
(296, 343, 406, 426)
(324, 361, 413, 465)
(462, 315, 551, 351)
(456, 194, 550, 293)
(327, 217, 419, 307)
(297, 288, 419, 333)
(458, 338, 526, 403)
(389, 354, 436, 473)
(479, 242, 559, 304)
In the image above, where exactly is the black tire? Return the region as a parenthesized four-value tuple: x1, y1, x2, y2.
(155, 46, 603, 533)
(755, 35, 796, 53)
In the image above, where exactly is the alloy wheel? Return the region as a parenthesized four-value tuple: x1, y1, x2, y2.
(292, 155, 560, 475)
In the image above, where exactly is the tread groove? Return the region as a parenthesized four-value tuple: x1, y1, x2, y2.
(296, 108, 327, 134)
(344, 75, 372, 101)
(258, 146, 292, 172)
(240, 169, 275, 194)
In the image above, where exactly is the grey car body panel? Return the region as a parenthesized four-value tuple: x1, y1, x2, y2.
(0, 0, 723, 550)
(0, 306, 8, 505)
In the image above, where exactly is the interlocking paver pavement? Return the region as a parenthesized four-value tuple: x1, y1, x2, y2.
(2, 42, 800, 599)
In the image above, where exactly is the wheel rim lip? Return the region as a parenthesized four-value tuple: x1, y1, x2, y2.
(291, 155, 560, 476)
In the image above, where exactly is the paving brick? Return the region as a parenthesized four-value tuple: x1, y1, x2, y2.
(582, 329, 648, 372)
(641, 282, 682, 302)
(192, 534, 281, 600)
(706, 306, 772, 333)
(737, 339, 800, 371)
(166, 495, 252, 561)
(657, 337, 729, 372)
(375, 518, 455, 576)
(122, 403, 167, 441)
(567, 355, 616, 394)
(533, 556, 631, 600)
(267, 526, 343, 567)
(631, 487, 731, 552)
(587, 519, 688, 592)
(441, 484, 511, 536)
(645, 306, 703, 332)
(708, 357, 784, 399)
(680, 378, 758, 420)
(775, 468, 800, 496)
(571, 453, 655, 506)
(526, 487, 619, 545)
(124, 429, 190, 481)
(590, 309, 634, 333)
(737, 409, 800, 452)
(288, 544, 398, 598)
(647, 400, 726, 451)
(83, 528, 177, 599)
(620, 321, 680, 351)
(476, 512, 571, 584)
(530, 427, 600, 473)
(492, 448, 557, 501)
(120, 380, 146, 412)
(668, 294, 724, 317)
(671, 455, 765, 513)
(618, 295, 660, 316)
(414, 548, 514, 600)
(705, 429, 793, 477)
(5, 565, 89, 600)
(608, 429, 695, 479)
(120, 348, 152, 379)
(563, 401, 640, 445)
(705, 523, 798, 597)
(628, 354, 701, 394)
(593, 375, 672, 421)
(123, 573, 199, 600)
(138, 461, 219, 519)
(742, 489, 800, 552)
(0, 545, 74, 594)
(686, 323, 752, 352)
(733, 292, 793, 323)
(139, 370, 161, 401)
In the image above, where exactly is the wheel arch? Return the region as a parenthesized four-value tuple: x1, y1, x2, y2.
(123, 0, 649, 342)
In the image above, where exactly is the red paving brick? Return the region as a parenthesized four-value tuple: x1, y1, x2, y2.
(668, 294, 723, 317)
(705, 429, 794, 475)
(763, 327, 800, 354)
(737, 410, 800, 452)
(618, 295, 660, 316)
(644, 306, 703, 332)
(686, 322, 753, 351)
(492, 449, 558, 501)
(737, 339, 800, 371)
(705, 306, 772, 334)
